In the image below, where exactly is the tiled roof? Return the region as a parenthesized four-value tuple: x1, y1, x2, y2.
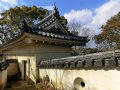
(0, 60, 9, 71)
(39, 50, 120, 69)
(37, 12, 54, 27)
(0, 6, 88, 45)
(0, 59, 17, 71)
(36, 31, 88, 42)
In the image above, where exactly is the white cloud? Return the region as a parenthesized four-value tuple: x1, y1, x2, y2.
(0, 0, 18, 18)
(64, 0, 120, 48)
(87, 0, 120, 35)
(43, 5, 54, 10)
(64, 0, 120, 36)
(1, 0, 18, 6)
(64, 9, 93, 26)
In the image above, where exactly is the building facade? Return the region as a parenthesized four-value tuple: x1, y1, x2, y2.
(0, 6, 88, 89)
(0, 6, 120, 90)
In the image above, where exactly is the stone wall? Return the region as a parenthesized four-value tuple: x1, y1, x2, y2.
(39, 50, 120, 90)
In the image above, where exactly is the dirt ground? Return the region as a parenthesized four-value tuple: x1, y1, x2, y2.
(4, 81, 57, 90)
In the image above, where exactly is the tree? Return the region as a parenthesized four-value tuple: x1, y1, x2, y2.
(60, 16, 68, 26)
(94, 12, 120, 49)
(0, 6, 67, 32)
(0, 6, 49, 31)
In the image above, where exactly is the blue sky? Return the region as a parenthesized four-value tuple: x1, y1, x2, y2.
(0, 0, 120, 47)
(17, 0, 108, 15)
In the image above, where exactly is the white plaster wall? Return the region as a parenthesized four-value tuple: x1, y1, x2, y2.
(4, 56, 37, 83)
(7, 63, 18, 76)
(2, 42, 71, 83)
(29, 58, 37, 83)
(39, 67, 120, 90)
(35, 44, 71, 64)
(0, 70, 7, 90)
(2, 43, 37, 83)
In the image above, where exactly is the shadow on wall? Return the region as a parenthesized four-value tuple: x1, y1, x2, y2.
(25, 75, 36, 85)
(39, 75, 57, 90)
(39, 74, 89, 90)
(7, 63, 21, 81)
(38, 66, 120, 90)
(5, 63, 21, 89)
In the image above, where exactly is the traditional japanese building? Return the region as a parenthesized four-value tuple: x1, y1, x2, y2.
(1, 5, 120, 90)
(0, 6, 88, 89)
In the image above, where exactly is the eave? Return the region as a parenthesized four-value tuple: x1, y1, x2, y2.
(0, 32, 87, 51)
(0, 6, 88, 49)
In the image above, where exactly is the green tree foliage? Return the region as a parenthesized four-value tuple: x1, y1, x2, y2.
(60, 16, 68, 25)
(0, 6, 67, 32)
(0, 6, 49, 31)
(95, 12, 120, 49)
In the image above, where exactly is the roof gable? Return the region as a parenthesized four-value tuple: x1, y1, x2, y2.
(0, 5, 88, 46)
(37, 6, 70, 35)
(40, 19, 69, 34)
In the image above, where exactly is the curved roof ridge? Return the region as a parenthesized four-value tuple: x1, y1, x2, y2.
(37, 5, 58, 26)
(37, 11, 55, 26)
